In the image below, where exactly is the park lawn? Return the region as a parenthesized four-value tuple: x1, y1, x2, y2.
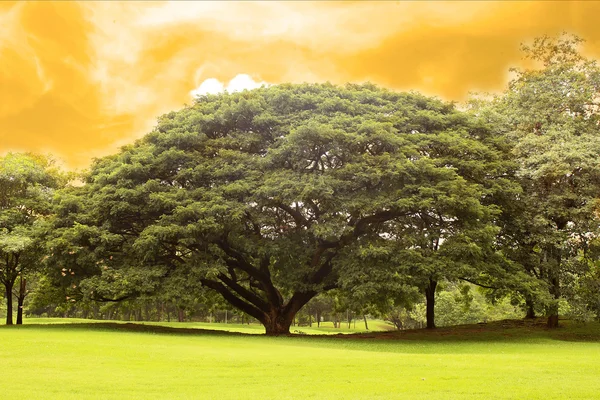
(0, 321, 599, 399)
(24, 317, 394, 335)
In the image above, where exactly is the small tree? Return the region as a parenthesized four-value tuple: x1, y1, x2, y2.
(0, 153, 68, 324)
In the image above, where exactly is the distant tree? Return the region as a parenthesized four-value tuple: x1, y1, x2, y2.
(0, 153, 68, 324)
(384, 305, 425, 330)
(304, 295, 332, 327)
(490, 33, 600, 327)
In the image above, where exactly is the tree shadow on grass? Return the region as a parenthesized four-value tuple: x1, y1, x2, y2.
(1, 322, 248, 337)
(3, 318, 600, 345)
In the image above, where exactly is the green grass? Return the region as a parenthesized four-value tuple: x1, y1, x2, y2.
(1, 319, 600, 399)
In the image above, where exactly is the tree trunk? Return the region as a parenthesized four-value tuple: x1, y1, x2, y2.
(363, 314, 369, 330)
(262, 309, 295, 336)
(177, 307, 184, 322)
(425, 278, 437, 329)
(5, 282, 14, 325)
(547, 275, 560, 328)
(201, 274, 317, 335)
(347, 313, 351, 329)
(157, 301, 163, 322)
(16, 276, 26, 325)
(525, 295, 536, 319)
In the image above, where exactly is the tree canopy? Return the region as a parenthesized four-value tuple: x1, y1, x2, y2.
(47, 83, 509, 334)
(475, 33, 600, 327)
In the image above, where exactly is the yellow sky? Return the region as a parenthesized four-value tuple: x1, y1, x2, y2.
(2, 1, 600, 170)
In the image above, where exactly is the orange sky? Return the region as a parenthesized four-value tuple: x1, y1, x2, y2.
(2, 1, 600, 170)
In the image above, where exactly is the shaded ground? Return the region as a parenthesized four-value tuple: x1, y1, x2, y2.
(341, 318, 600, 343)
(8, 317, 600, 343)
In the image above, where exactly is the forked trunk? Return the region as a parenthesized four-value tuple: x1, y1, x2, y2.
(425, 278, 437, 329)
(200, 274, 317, 336)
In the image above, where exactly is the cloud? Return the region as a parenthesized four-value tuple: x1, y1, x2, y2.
(190, 74, 269, 97)
(190, 78, 224, 96)
(3, 1, 600, 170)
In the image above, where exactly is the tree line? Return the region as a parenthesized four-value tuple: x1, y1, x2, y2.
(1, 34, 599, 335)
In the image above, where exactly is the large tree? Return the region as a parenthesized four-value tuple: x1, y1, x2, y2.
(0, 153, 67, 324)
(51, 83, 504, 335)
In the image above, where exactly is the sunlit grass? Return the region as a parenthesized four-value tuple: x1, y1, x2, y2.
(1, 320, 599, 399)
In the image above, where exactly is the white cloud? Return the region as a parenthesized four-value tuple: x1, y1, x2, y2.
(190, 74, 269, 97)
(227, 74, 267, 92)
(190, 78, 225, 97)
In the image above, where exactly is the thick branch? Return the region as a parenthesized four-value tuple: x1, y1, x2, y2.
(284, 290, 317, 316)
(284, 255, 336, 315)
(90, 294, 133, 302)
(271, 202, 308, 227)
(459, 277, 499, 290)
(217, 241, 265, 278)
(201, 278, 265, 322)
(244, 211, 263, 237)
(352, 210, 404, 237)
(323, 209, 407, 249)
(217, 273, 270, 312)
(225, 258, 283, 307)
(218, 240, 284, 307)
(305, 199, 321, 220)
(309, 256, 334, 285)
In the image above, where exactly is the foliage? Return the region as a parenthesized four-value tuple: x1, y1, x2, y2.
(49, 83, 507, 334)
(480, 33, 600, 326)
(0, 153, 69, 324)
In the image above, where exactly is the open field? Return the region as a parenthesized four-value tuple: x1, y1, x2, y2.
(1, 319, 600, 399)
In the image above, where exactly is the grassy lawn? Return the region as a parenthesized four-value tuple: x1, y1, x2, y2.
(1, 320, 599, 399)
